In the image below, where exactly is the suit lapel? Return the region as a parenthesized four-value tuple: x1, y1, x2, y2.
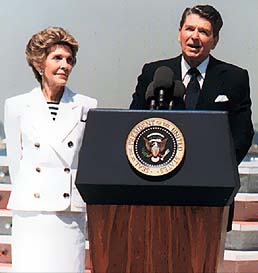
(197, 56, 227, 109)
(27, 87, 55, 143)
(166, 55, 228, 110)
(167, 55, 182, 81)
(25, 86, 82, 166)
(53, 86, 81, 144)
(27, 86, 81, 146)
(51, 87, 83, 166)
(159, 55, 229, 110)
(164, 55, 185, 110)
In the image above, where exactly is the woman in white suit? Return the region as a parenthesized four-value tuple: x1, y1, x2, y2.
(4, 27, 97, 272)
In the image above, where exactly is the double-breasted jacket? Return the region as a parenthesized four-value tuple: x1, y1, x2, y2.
(4, 86, 97, 212)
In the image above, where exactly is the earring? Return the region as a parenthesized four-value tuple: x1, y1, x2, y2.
(39, 70, 43, 76)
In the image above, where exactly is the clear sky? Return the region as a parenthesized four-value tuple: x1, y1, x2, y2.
(1, 0, 257, 126)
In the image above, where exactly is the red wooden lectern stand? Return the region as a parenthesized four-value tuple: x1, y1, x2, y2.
(76, 109, 239, 273)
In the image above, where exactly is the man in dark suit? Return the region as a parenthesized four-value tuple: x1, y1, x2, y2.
(130, 4, 254, 231)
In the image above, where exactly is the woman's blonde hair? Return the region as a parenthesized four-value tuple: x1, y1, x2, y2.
(25, 27, 79, 83)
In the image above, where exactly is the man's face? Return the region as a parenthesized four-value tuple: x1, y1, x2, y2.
(178, 13, 219, 67)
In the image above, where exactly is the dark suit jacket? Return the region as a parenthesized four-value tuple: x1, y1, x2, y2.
(130, 55, 254, 231)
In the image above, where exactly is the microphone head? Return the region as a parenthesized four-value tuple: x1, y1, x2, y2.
(145, 82, 156, 110)
(153, 66, 174, 90)
(145, 81, 154, 100)
(173, 80, 185, 98)
(145, 81, 155, 102)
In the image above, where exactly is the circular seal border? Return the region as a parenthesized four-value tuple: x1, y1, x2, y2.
(125, 117, 185, 176)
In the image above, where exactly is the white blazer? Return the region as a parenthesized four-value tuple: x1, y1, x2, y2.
(4, 86, 97, 212)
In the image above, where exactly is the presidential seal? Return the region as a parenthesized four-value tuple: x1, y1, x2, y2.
(126, 118, 185, 176)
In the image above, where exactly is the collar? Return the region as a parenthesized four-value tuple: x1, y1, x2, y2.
(29, 86, 73, 102)
(181, 56, 210, 81)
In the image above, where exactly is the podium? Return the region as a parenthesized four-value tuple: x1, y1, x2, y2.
(76, 109, 240, 273)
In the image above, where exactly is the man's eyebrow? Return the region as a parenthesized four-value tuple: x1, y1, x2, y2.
(184, 24, 194, 28)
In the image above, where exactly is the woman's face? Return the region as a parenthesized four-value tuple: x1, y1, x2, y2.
(40, 44, 74, 89)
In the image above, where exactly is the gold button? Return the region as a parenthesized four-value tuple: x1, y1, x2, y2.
(34, 142, 40, 148)
(34, 193, 40, 198)
(36, 167, 41, 173)
(64, 168, 70, 173)
(63, 193, 70, 198)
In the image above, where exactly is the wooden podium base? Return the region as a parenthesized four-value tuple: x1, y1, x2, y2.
(87, 204, 229, 273)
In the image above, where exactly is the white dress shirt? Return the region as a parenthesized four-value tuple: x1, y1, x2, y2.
(181, 56, 210, 89)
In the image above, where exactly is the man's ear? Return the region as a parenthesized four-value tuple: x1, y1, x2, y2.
(178, 27, 182, 43)
(212, 35, 219, 49)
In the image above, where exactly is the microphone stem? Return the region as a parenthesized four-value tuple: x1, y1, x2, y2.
(157, 89, 166, 110)
(168, 100, 173, 110)
(150, 99, 155, 110)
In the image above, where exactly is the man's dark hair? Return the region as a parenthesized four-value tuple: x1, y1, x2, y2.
(180, 5, 223, 37)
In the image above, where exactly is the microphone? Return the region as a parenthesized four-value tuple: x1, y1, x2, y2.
(153, 66, 174, 109)
(173, 80, 185, 98)
(168, 80, 186, 110)
(145, 82, 155, 110)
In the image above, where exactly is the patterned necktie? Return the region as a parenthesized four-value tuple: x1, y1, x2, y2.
(185, 67, 201, 110)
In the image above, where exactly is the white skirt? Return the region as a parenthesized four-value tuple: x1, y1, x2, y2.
(11, 210, 86, 273)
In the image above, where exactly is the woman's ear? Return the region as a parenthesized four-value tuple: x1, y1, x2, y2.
(34, 62, 43, 73)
